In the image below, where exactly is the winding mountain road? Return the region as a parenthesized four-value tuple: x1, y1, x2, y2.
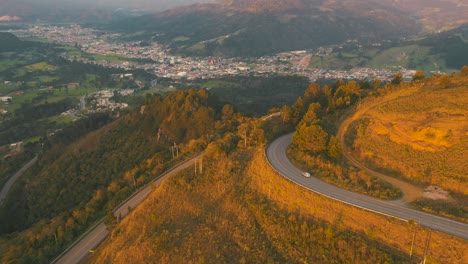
(51, 155, 202, 264)
(0, 155, 38, 206)
(266, 134, 468, 240)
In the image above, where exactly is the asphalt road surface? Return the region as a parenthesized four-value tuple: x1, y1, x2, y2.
(0, 155, 38, 206)
(266, 133, 468, 240)
(52, 155, 201, 264)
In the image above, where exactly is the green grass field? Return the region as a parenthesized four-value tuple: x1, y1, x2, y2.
(36, 75, 58, 82)
(23, 136, 42, 144)
(48, 114, 74, 124)
(60, 45, 84, 57)
(91, 54, 129, 63)
(172, 36, 191, 42)
(25, 62, 56, 71)
(201, 80, 240, 89)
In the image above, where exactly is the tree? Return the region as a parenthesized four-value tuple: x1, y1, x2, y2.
(299, 103, 321, 126)
(281, 105, 292, 123)
(412, 70, 425, 81)
(293, 124, 328, 154)
(238, 122, 251, 148)
(438, 75, 451, 88)
(391, 72, 403, 85)
(327, 135, 342, 159)
(104, 210, 117, 227)
(221, 104, 234, 120)
(372, 78, 381, 89)
(304, 83, 320, 104)
(289, 97, 304, 124)
(461, 65, 468, 76)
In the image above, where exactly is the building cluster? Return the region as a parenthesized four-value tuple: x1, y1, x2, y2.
(87, 89, 131, 112)
(10, 25, 415, 83)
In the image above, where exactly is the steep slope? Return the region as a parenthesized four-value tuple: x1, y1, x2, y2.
(343, 69, 468, 220)
(347, 71, 468, 195)
(111, 0, 419, 57)
(87, 146, 468, 263)
(0, 90, 219, 263)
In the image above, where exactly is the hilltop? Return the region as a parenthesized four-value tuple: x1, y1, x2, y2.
(347, 71, 468, 195)
(345, 69, 468, 219)
(86, 143, 467, 264)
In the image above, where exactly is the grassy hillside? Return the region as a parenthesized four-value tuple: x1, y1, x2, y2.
(345, 69, 468, 218)
(347, 72, 467, 193)
(87, 144, 467, 263)
(0, 90, 220, 263)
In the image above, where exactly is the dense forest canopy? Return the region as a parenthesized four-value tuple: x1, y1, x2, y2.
(0, 89, 223, 263)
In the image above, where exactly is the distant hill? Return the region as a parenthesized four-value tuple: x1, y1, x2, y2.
(375, 0, 468, 31)
(0, 0, 113, 23)
(417, 24, 468, 69)
(306, 24, 468, 71)
(110, 0, 420, 57)
(0, 32, 37, 52)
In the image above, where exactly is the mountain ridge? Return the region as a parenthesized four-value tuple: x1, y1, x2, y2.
(112, 0, 419, 57)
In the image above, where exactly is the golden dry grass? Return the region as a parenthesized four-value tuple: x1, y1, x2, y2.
(87, 148, 467, 264)
(348, 74, 468, 195)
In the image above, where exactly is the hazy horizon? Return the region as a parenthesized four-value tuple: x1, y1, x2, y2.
(12, 0, 214, 11)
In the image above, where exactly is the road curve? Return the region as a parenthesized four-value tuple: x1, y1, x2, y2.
(52, 154, 202, 264)
(266, 133, 468, 240)
(0, 155, 38, 206)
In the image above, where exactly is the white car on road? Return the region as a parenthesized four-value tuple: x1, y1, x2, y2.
(302, 172, 311, 178)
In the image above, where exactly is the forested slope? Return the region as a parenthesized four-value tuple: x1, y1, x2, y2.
(0, 89, 220, 263)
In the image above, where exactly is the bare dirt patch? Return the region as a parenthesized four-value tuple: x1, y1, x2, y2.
(423, 185, 452, 200)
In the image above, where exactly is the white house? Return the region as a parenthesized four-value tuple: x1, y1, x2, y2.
(0, 96, 13, 102)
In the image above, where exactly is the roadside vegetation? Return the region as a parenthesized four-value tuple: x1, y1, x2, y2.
(0, 144, 37, 189)
(86, 133, 466, 264)
(284, 80, 402, 200)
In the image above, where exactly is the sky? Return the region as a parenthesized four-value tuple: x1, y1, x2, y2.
(20, 0, 213, 11)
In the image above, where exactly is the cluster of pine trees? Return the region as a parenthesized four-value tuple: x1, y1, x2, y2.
(283, 79, 401, 199)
